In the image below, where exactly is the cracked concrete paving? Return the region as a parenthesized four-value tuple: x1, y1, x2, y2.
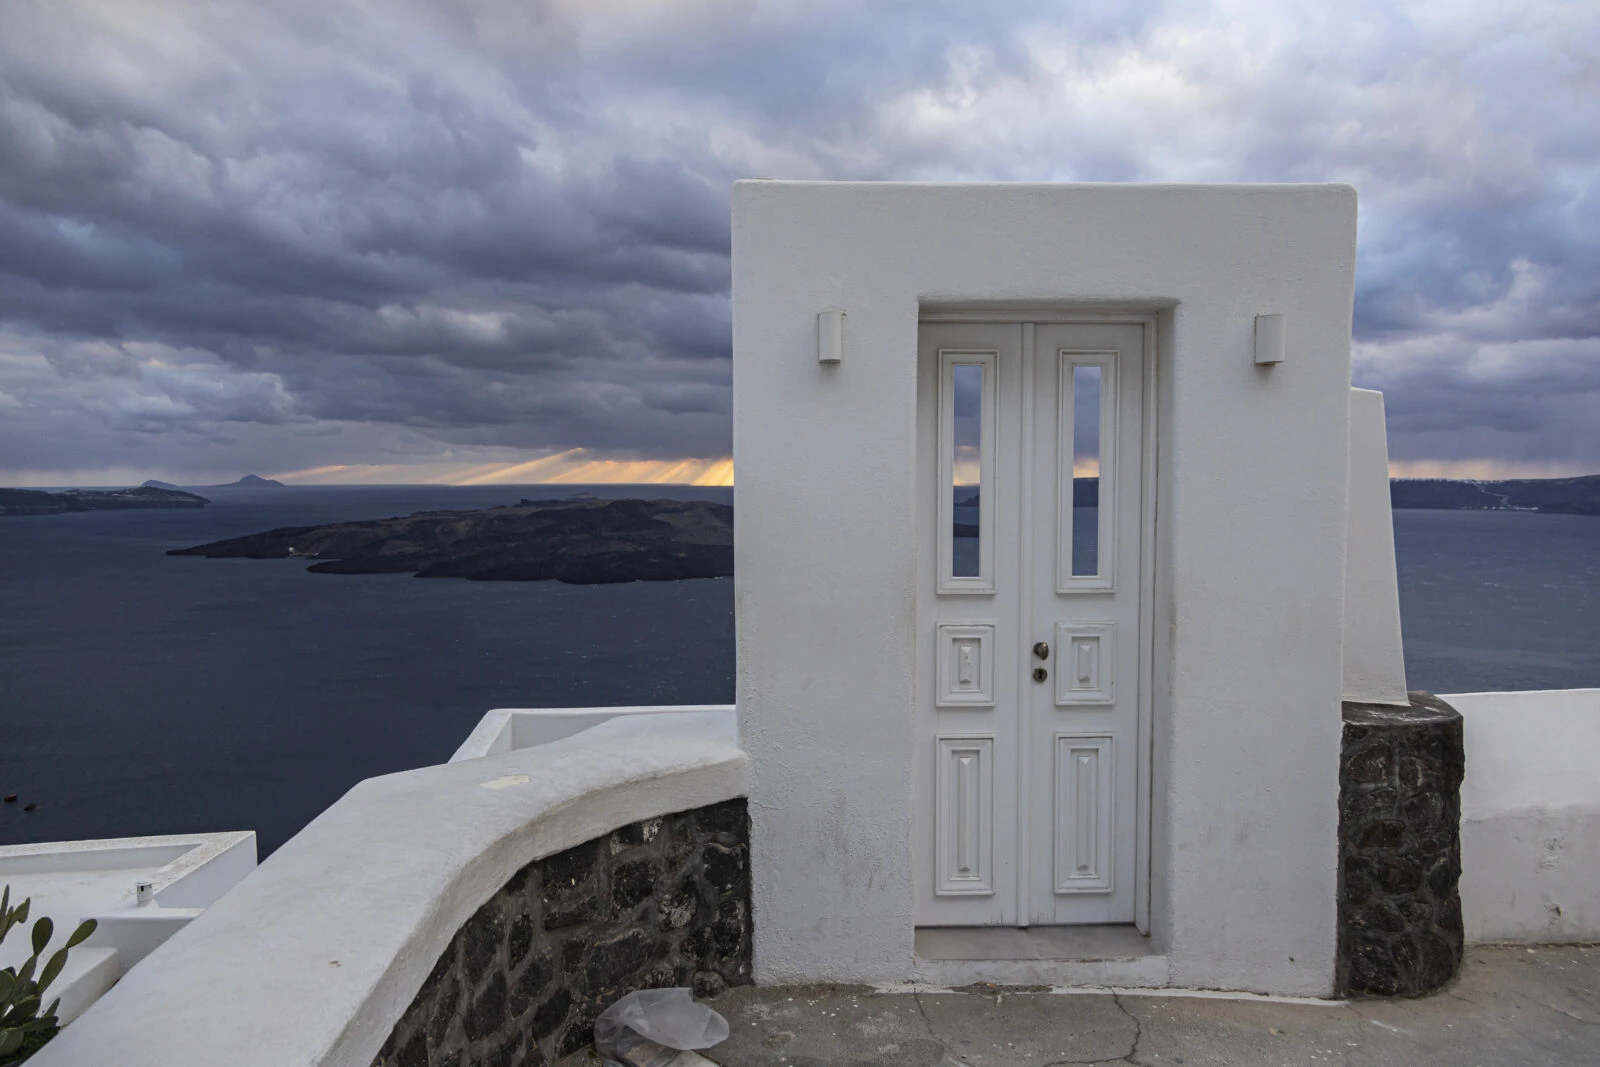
(559, 944, 1597, 1066)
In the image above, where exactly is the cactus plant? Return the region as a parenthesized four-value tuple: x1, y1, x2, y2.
(0, 885, 97, 1064)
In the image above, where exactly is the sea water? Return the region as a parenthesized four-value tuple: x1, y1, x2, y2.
(0, 486, 733, 854)
(0, 490, 1594, 854)
(1395, 508, 1599, 694)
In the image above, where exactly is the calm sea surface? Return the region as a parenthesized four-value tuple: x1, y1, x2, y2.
(1394, 508, 1599, 694)
(0, 492, 1594, 854)
(0, 486, 733, 855)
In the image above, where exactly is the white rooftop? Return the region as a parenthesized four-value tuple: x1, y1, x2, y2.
(0, 831, 255, 1023)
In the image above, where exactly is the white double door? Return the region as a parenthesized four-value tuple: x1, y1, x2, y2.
(915, 320, 1148, 928)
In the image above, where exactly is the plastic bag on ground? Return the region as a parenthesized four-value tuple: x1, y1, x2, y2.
(593, 987, 730, 1067)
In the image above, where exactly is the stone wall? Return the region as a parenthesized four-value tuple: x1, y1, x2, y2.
(1337, 693, 1465, 997)
(373, 799, 752, 1067)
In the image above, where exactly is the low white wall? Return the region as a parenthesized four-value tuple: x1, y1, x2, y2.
(35, 713, 750, 1067)
(1443, 688, 1600, 944)
(451, 705, 737, 762)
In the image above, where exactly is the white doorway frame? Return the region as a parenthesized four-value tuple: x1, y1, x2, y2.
(920, 308, 1161, 935)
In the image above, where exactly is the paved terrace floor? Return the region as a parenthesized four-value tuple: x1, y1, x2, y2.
(560, 945, 1596, 1066)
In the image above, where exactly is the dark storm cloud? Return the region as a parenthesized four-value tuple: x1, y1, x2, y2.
(0, 0, 1596, 481)
(0, 0, 753, 477)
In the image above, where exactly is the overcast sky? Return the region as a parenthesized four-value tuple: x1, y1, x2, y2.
(1, 0, 1596, 485)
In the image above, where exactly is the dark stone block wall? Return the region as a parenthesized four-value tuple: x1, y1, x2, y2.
(1337, 692, 1465, 998)
(373, 799, 752, 1067)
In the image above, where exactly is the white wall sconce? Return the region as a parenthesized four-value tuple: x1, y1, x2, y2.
(1254, 313, 1286, 365)
(817, 309, 845, 364)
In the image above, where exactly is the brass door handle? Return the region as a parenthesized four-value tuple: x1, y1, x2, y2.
(1032, 642, 1050, 661)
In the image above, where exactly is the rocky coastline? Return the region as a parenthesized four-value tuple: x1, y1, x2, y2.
(169, 496, 733, 584)
(1391, 473, 1600, 516)
(0, 486, 209, 516)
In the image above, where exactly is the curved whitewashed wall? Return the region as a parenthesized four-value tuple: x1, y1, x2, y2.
(34, 713, 749, 1067)
(1445, 689, 1600, 944)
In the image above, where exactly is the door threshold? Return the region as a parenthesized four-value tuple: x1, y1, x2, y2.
(915, 924, 1152, 962)
(911, 925, 1169, 988)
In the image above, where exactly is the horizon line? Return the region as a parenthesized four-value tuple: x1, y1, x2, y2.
(5, 457, 1597, 490)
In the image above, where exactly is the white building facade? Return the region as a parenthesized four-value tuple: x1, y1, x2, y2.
(733, 181, 1377, 996)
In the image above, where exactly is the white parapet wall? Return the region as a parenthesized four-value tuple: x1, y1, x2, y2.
(33, 712, 749, 1067)
(1341, 388, 1409, 705)
(0, 831, 255, 1024)
(452, 705, 737, 762)
(1444, 688, 1600, 944)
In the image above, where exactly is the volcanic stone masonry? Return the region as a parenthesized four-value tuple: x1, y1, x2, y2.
(1337, 692, 1465, 998)
(373, 799, 753, 1067)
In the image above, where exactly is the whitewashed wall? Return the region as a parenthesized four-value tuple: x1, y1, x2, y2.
(1342, 388, 1409, 705)
(451, 705, 737, 762)
(733, 182, 1359, 995)
(34, 714, 749, 1067)
(1445, 688, 1600, 944)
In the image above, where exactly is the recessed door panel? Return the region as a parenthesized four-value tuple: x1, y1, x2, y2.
(936, 735, 995, 896)
(937, 624, 996, 706)
(1054, 735, 1114, 894)
(1055, 622, 1115, 706)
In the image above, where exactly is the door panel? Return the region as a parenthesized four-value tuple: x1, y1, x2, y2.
(914, 323, 1022, 926)
(935, 735, 996, 896)
(1053, 734, 1114, 894)
(1027, 322, 1144, 925)
(916, 320, 1145, 929)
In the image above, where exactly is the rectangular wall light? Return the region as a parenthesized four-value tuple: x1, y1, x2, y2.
(1254, 313, 1286, 365)
(817, 309, 845, 364)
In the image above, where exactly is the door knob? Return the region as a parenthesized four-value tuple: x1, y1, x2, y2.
(1032, 642, 1050, 661)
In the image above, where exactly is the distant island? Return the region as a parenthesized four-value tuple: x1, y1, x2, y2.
(169, 497, 733, 584)
(143, 474, 285, 490)
(1390, 474, 1600, 516)
(0, 485, 209, 516)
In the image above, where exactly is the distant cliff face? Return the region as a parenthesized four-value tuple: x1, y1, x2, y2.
(1390, 474, 1600, 516)
(0, 486, 209, 516)
(169, 497, 733, 584)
